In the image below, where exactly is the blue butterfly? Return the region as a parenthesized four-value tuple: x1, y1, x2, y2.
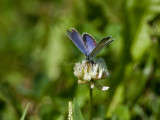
(67, 28, 114, 60)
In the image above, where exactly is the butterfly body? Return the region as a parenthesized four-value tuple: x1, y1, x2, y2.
(67, 28, 114, 61)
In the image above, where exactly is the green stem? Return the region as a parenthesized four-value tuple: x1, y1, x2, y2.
(89, 83, 93, 120)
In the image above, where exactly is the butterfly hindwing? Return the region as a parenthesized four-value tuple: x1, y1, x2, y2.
(82, 33, 97, 55)
(89, 36, 114, 59)
(67, 28, 88, 56)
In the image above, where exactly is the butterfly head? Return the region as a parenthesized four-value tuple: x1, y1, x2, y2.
(86, 56, 94, 64)
(86, 55, 90, 61)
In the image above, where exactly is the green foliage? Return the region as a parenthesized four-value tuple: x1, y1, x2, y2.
(73, 99, 84, 120)
(0, 0, 160, 119)
(112, 105, 130, 120)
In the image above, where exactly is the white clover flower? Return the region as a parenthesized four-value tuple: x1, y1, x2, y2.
(74, 58, 110, 81)
(74, 58, 109, 91)
(74, 58, 110, 91)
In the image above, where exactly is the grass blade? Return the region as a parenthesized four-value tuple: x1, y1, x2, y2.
(20, 103, 30, 120)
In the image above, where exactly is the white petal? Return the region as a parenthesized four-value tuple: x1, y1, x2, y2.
(102, 86, 110, 91)
(91, 83, 95, 89)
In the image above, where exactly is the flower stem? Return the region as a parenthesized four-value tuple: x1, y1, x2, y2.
(89, 83, 93, 120)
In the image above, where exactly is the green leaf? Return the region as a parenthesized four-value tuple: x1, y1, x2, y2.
(106, 84, 124, 117)
(20, 103, 30, 120)
(73, 98, 84, 120)
(131, 18, 151, 60)
(112, 105, 130, 120)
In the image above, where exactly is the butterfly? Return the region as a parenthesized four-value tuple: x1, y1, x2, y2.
(67, 28, 115, 61)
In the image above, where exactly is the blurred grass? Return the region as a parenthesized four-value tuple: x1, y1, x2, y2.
(0, 0, 160, 120)
(20, 103, 30, 120)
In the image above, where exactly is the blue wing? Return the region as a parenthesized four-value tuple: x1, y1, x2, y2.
(89, 36, 115, 59)
(67, 28, 88, 56)
(82, 33, 97, 55)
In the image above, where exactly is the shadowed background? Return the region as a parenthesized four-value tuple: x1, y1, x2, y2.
(0, 0, 160, 119)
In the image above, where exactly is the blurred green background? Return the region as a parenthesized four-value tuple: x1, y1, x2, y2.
(0, 0, 160, 120)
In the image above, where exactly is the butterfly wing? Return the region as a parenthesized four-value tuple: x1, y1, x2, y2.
(89, 36, 115, 59)
(67, 28, 88, 56)
(82, 33, 97, 55)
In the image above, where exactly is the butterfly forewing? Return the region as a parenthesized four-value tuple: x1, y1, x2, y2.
(82, 33, 97, 54)
(67, 28, 88, 56)
(89, 36, 114, 59)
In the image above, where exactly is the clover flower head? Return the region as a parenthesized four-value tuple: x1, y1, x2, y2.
(74, 58, 110, 81)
